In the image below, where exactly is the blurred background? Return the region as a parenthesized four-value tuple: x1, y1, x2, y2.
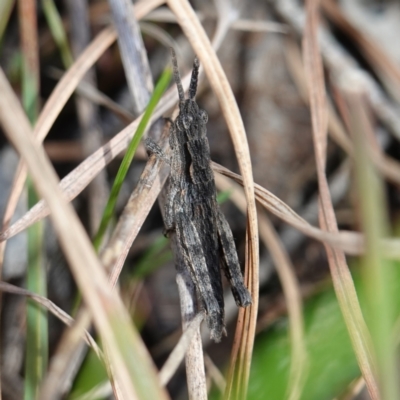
(1, 0, 400, 399)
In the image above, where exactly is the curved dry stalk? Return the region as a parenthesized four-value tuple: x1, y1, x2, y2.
(215, 174, 308, 400)
(0, 281, 102, 359)
(166, 1, 259, 398)
(4, 141, 400, 261)
(213, 163, 400, 259)
(302, 1, 378, 398)
(3, 137, 400, 260)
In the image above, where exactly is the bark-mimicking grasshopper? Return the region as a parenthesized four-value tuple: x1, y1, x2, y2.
(147, 49, 251, 341)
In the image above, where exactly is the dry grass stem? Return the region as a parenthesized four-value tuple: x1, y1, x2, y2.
(0, 282, 102, 359)
(215, 174, 307, 400)
(231, 19, 288, 34)
(166, 1, 259, 397)
(175, 271, 207, 400)
(214, 163, 400, 259)
(302, 1, 378, 398)
(102, 125, 170, 283)
(109, 0, 153, 114)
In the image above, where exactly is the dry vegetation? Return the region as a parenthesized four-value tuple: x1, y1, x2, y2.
(1, 0, 400, 399)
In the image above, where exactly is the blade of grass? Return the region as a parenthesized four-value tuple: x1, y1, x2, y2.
(18, 1, 49, 399)
(25, 181, 48, 400)
(93, 66, 172, 250)
(302, 1, 379, 398)
(133, 236, 170, 279)
(343, 85, 398, 399)
(41, 0, 73, 67)
(0, 0, 14, 43)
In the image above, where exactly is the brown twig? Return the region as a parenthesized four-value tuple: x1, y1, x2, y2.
(109, 0, 153, 114)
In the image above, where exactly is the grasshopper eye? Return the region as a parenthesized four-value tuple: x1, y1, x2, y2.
(182, 114, 193, 129)
(198, 109, 208, 123)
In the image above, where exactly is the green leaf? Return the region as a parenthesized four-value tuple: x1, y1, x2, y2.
(41, 0, 73, 68)
(133, 235, 171, 279)
(93, 67, 172, 250)
(24, 180, 48, 400)
(247, 286, 359, 400)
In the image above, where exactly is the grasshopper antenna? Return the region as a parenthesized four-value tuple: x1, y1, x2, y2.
(170, 48, 185, 105)
(189, 57, 199, 100)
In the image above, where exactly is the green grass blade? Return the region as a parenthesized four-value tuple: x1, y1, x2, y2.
(0, 0, 15, 44)
(24, 182, 48, 400)
(349, 95, 398, 399)
(93, 67, 172, 250)
(41, 0, 73, 68)
(20, 24, 48, 399)
(133, 235, 171, 279)
(68, 348, 108, 400)
(216, 189, 232, 205)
